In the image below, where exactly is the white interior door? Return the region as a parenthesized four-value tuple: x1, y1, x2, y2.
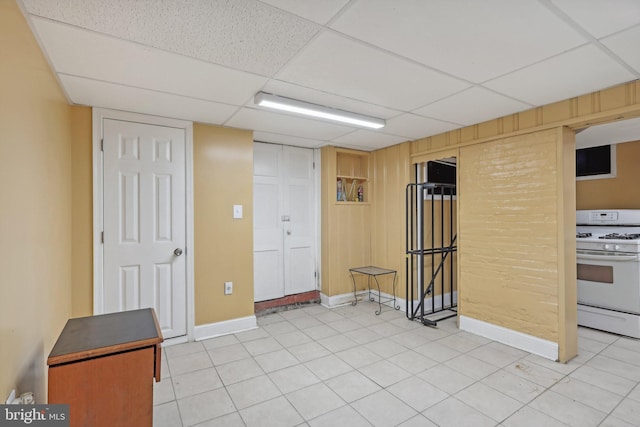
(103, 119, 187, 339)
(253, 143, 317, 302)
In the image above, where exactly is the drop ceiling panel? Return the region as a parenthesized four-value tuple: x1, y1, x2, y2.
(549, 0, 640, 38)
(261, 80, 401, 119)
(258, 0, 349, 24)
(485, 45, 637, 106)
(414, 87, 531, 126)
(32, 18, 268, 105)
(60, 75, 238, 124)
(602, 26, 640, 75)
(330, 0, 587, 83)
(253, 131, 326, 148)
(276, 31, 470, 111)
(332, 130, 407, 151)
(22, 0, 319, 76)
(384, 113, 461, 140)
(226, 107, 353, 140)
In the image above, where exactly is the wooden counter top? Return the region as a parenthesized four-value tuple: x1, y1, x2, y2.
(48, 308, 163, 366)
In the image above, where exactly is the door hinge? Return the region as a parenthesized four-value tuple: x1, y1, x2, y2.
(101, 231, 104, 244)
(313, 161, 315, 170)
(101, 139, 104, 151)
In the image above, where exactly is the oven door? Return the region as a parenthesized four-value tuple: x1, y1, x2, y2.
(577, 250, 640, 314)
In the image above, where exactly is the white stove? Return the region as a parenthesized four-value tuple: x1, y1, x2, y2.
(576, 210, 640, 338)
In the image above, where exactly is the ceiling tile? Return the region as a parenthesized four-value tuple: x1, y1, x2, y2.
(330, 0, 587, 83)
(276, 31, 470, 111)
(22, 0, 318, 76)
(258, 0, 349, 24)
(60, 75, 238, 124)
(384, 113, 462, 140)
(550, 0, 640, 38)
(331, 130, 407, 150)
(226, 107, 353, 141)
(414, 87, 531, 126)
(261, 80, 401, 119)
(31, 18, 268, 106)
(576, 117, 640, 148)
(484, 44, 637, 106)
(253, 131, 326, 148)
(602, 26, 640, 75)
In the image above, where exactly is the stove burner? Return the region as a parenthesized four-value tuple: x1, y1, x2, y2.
(598, 233, 640, 240)
(576, 232, 592, 238)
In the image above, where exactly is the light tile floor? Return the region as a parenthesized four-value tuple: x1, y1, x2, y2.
(154, 302, 640, 427)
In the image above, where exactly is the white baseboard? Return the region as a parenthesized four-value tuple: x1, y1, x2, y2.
(459, 315, 558, 361)
(321, 290, 407, 312)
(194, 315, 257, 341)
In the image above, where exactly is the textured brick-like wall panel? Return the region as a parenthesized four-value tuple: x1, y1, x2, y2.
(459, 129, 560, 342)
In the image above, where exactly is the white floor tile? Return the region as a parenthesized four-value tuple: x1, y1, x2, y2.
(153, 401, 183, 427)
(422, 397, 497, 427)
(587, 355, 640, 382)
(301, 324, 339, 340)
(528, 390, 606, 427)
(599, 415, 638, 427)
(177, 388, 236, 427)
(165, 341, 205, 358)
(168, 351, 214, 376)
(455, 382, 522, 422)
(335, 345, 382, 369)
(172, 367, 223, 399)
(242, 337, 284, 356)
(358, 359, 411, 388)
(503, 359, 564, 387)
(286, 383, 346, 420)
(397, 414, 438, 427)
(288, 341, 331, 362)
(387, 376, 448, 412)
(413, 341, 462, 363)
(263, 321, 298, 336)
(193, 412, 246, 427)
(502, 406, 569, 427)
(273, 330, 313, 347)
(304, 354, 353, 380)
(324, 370, 381, 403)
(438, 332, 486, 353)
(234, 328, 270, 342)
(444, 354, 500, 380)
(364, 337, 408, 358)
(387, 330, 431, 349)
(601, 345, 640, 367)
(569, 365, 636, 396)
(239, 396, 303, 427)
(154, 378, 176, 406)
(308, 405, 371, 427)
(609, 397, 640, 426)
(226, 375, 281, 410)
(256, 313, 285, 326)
(351, 389, 418, 427)
(326, 318, 362, 333)
(207, 343, 251, 366)
(268, 364, 321, 394)
(343, 327, 384, 345)
(387, 350, 438, 375)
(201, 334, 240, 350)
(467, 342, 528, 368)
(481, 370, 544, 404)
(419, 364, 475, 395)
(550, 377, 624, 413)
(254, 349, 300, 373)
(214, 358, 264, 386)
(317, 333, 359, 353)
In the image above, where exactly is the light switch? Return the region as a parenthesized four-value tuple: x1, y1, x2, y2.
(233, 205, 243, 219)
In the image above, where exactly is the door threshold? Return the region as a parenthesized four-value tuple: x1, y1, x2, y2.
(255, 291, 320, 316)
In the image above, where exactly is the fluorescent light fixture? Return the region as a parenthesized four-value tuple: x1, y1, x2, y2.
(254, 92, 385, 129)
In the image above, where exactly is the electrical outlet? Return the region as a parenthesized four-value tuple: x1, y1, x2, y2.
(224, 281, 233, 295)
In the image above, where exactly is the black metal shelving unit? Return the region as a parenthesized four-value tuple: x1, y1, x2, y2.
(405, 182, 457, 327)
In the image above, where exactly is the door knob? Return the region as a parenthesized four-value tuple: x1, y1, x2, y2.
(174, 248, 183, 256)
(286, 230, 292, 235)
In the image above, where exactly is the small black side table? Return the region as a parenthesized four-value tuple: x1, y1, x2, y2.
(349, 266, 400, 315)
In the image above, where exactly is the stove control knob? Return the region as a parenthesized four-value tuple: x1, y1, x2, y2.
(604, 244, 612, 250)
(615, 245, 621, 251)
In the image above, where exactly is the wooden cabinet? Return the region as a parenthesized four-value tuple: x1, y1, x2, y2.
(321, 146, 372, 298)
(335, 148, 370, 203)
(47, 309, 163, 427)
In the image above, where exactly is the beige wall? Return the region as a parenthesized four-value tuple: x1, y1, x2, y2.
(457, 129, 574, 348)
(0, 0, 73, 402)
(70, 106, 93, 317)
(193, 124, 254, 325)
(576, 140, 640, 210)
(370, 143, 411, 297)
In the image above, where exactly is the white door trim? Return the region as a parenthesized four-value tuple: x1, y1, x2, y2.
(92, 108, 195, 340)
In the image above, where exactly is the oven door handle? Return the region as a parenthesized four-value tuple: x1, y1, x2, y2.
(577, 252, 639, 262)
